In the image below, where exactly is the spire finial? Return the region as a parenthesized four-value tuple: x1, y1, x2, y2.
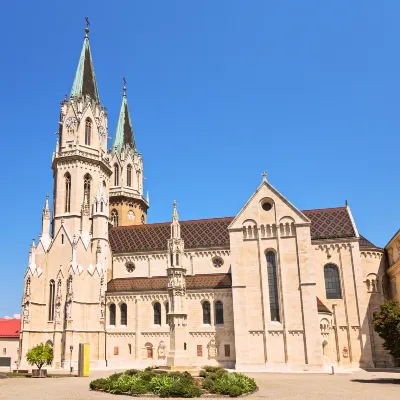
(262, 172, 267, 182)
(85, 16, 90, 37)
(172, 200, 178, 223)
(345, 199, 348, 207)
(123, 77, 127, 96)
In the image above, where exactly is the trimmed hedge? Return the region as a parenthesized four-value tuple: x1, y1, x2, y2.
(89, 366, 257, 398)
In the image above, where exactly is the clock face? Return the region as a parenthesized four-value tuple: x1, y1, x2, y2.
(65, 117, 77, 133)
(98, 125, 106, 139)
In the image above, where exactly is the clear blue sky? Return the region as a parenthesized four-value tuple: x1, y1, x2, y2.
(0, 1, 398, 316)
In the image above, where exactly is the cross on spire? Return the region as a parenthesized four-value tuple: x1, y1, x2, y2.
(123, 77, 127, 95)
(262, 172, 267, 182)
(85, 16, 90, 37)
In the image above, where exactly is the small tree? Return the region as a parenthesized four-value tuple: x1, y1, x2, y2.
(26, 343, 54, 371)
(373, 300, 400, 359)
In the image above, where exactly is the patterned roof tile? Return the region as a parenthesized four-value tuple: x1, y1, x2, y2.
(107, 273, 232, 293)
(317, 298, 332, 314)
(302, 207, 355, 240)
(359, 234, 381, 250)
(109, 207, 357, 254)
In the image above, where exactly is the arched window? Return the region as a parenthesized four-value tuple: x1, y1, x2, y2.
(324, 264, 342, 299)
(109, 304, 116, 325)
(202, 301, 211, 324)
(154, 302, 161, 325)
(65, 173, 71, 213)
(111, 209, 118, 227)
(215, 301, 224, 324)
(127, 164, 132, 187)
(83, 174, 91, 202)
(165, 302, 169, 325)
(114, 164, 119, 186)
(48, 280, 55, 321)
(85, 119, 91, 146)
(266, 251, 280, 322)
(120, 303, 127, 325)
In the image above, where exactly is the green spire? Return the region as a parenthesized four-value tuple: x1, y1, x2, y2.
(111, 80, 135, 154)
(70, 25, 100, 102)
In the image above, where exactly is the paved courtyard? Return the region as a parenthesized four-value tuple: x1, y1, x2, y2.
(1, 369, 400, 400)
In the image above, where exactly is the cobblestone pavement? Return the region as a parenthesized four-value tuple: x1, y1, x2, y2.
(1, 369, 400, 400)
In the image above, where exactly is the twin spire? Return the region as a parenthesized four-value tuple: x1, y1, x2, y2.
(111, 79, 136, 154)
(70, 18, 136, 154)
(70, 19, 100, 102)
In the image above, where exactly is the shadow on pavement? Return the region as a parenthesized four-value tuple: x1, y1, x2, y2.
(352, 378, 400, 384)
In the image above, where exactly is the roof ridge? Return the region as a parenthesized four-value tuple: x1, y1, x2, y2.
(111, 216, 235, 230)
(302, 207, 346, 213)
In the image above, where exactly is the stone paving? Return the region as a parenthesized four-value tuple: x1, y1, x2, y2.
(0, 369, 400, 400)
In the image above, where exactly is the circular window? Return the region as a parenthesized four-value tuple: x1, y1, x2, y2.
(261, 201, 272, 211)
(127, 210, 136, 220)
(125, 262, 135, 273)
(212, 256, 224, 268)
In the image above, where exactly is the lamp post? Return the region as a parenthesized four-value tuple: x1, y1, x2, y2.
(69, 345, 73, 375)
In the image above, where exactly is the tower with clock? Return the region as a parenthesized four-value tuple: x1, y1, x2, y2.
(108, 79, 149, 227)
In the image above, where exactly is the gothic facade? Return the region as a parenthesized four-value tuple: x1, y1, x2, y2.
(19, 26, 393, 371)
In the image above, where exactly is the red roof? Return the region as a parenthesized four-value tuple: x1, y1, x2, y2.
(109, 207, 359, 254)
(109, 217, 233, 253)
(107, 273, 232, 293)
(0, 319, 21, 338)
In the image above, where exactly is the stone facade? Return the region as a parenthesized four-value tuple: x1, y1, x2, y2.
(18, 25, 394, 372)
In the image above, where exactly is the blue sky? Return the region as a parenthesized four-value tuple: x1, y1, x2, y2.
(0, 1, 398, 316)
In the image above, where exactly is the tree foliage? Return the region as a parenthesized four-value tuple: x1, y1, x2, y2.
(373, 300, 400, 359)
(26, 343, 53, 371)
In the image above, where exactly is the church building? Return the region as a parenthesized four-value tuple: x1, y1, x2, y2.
(19, 25, 393, 371)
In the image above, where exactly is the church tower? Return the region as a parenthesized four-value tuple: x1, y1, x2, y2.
(108, 80, 148, 227)
(20, 21, 111, 370)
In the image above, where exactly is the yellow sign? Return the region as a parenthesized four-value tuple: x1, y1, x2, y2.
(78, 343, 90, 377)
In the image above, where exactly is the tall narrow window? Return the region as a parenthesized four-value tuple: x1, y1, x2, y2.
(83, 174, 91, 202)
(114, 164, 119, 186)
(109, 304, 116, 325)
(48, 280, 55, 321)
(154, 302, 161, 325)
(324, 264, 342, 299)
(85, 119, 91, 146)
(202, 301, 211, 324)
(165, 302, 169, 325)
(215, 301, 224, 324)
(65, 173, 71, 213)
(111, 209, 119, 227)
(120, 303, 127, 326)
(127, 164, 132, 187)
(266, 251, 280, 322)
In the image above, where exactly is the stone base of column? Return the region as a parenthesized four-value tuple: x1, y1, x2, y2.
(166, 350, 191, 367)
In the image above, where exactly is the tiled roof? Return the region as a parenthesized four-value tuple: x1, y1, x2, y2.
(109, 207, 357, 254)
(317, 298, 332, 314)
(109, 217, 233, 253)
(302, 207, 356, 240)
(107, 273, 232, 293)
(359, 234, 381, 250)
(0, 319, 20, 338)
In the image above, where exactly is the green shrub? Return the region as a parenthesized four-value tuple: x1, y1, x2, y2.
(89, 378, 109, 390)
(140, 369, 156, 382)
(203, 365, 223, 373)
(211, 372, 257, 397)
(228, 385, 243, 397)
(150, 374, 176, 396)
(125, 368, 140, 376)
(129, 375, 150, 395)
(199, 370, 207, 378)
(108, 372, 123, 381)
(202, 377, 214, 391)
(110, 374, 133, 393)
